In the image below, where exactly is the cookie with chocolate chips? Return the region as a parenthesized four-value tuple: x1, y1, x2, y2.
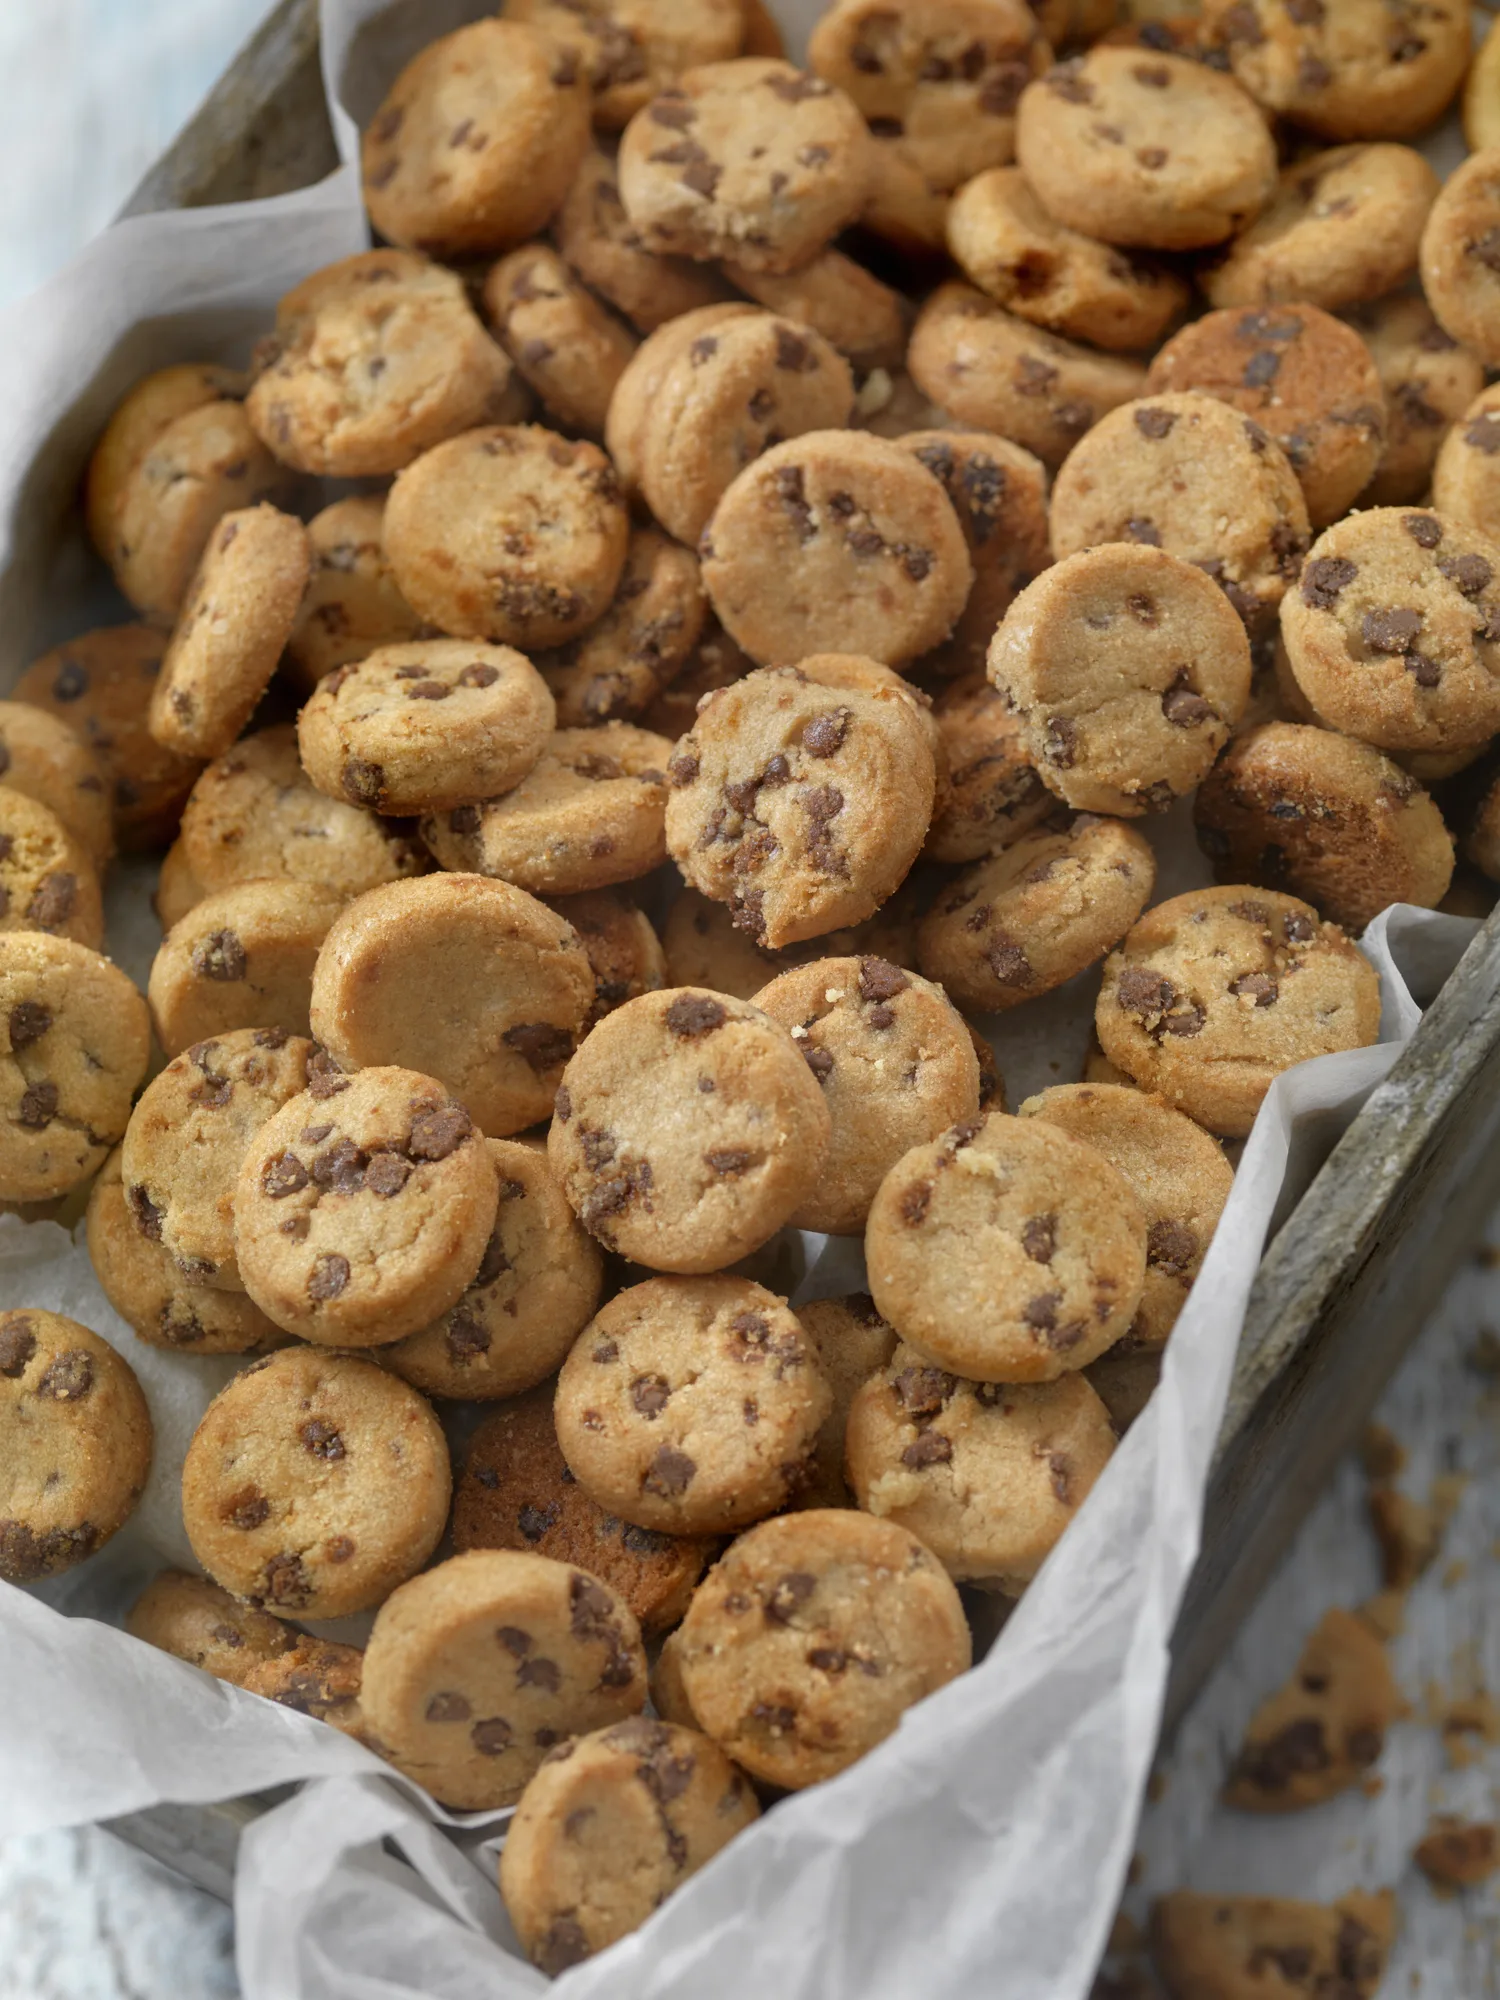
(674, 1508, 971, 1789)
(121, 1028, 316, 1292)
(1350, 293, 1484, 508)
(923, 675, 1052, 863)
(452, 1383, 713, 1630)
(285, 496, 431, 696)
(1150, 1889, 1394, 2000)
(988, 544, 1252, 815)
(240, 1639, 371, 1741)
(555, 1276, 830, 1535)
(845, 1344, 1116, 1589)
(665, 655, 938, 948)
(126, 1569, 296, 1684)
(148, 880, 346, 1059)
(794, 1292, 901, 1509)
(297, 638, 554, 818)
(916, 812, 1156, 1014)
(1096, 885, 1382, 1137)
(751, 955, 982, 1235)
(481, 243, 637, 438)
(536, 527, 707, 730)
(1432, 384, 1500, 542)
(361, 19, 591, 260)
(383, 1139, 603, 1400)
(907, 282, 1146, 467)
(1145, 304, 1386, 529)
(181, 1345, 451, 1617)
(0, 701, 113, 874)
(557, 147, 736, 333)
(724, 249, 906, 374)
(421, 723, 672, 897)
(1049, 392, 1311, 629)
(865, 1111, 1148, 1382)
(233, 1063, 499, 1346)
(0, 1310, 152, 1584)
(0, 785, 103, 949)
(0, 932, 151, 1203)
(1018, 1082, 1235, 1351)
(1279, 506, 1500, 754)
(617, 59, 872, 274)
(508, 0, 747, 131)
(360, 1548, 648, 1809)
(1423, 149, 1500, 368)
(500, 1718, 758, 1978)
(1195, 721, 1454, 932)
(548, 888, 666, 1030)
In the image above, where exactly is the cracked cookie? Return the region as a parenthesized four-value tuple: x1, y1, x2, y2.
(1095, 885, 1382, 1137)
(923, 675, 1052, 864)
(148, 880, 346, 1058)
(285, 496, 430, 696)
(547, 987, 832, 1271)
(674, 1508, 971, 1789)
(0, 1310, 152, 1584)
(481, 242, 638, 438)
(126, 1569, 296, 1683)
(0, 702, 113, 874)
(1349, 293, 1484, 509)
(233, 1064, 499, 1346)
(1224, 1606, 1403, 1811)
(0, 785, 103, 949)
(865, 1111, 1148, 1382)
(240, 1638, 370, 1739)
(181, 1345, 450, 1617)
(359, 1548, 647, 1809)
(536, 527, 707, 730)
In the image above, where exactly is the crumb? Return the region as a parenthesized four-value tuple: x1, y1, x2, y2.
(1367, 1487, 1440, 1589)
(1360, 1422, 1406, 1479)
(1146, 1769, 1168, 1804)
(1441, 1559, 1468, 1587)
(1356, 1589, 1407, 1641)
(1362, 1773, 1385, 1797)
(1414, 1817, 1498, 1890)
(1428, 1687, 1500, 1770)
(1466, 1327, 1500, 1374)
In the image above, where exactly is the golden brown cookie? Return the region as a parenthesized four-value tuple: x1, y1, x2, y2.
(923, 675, 1052, 864)
(536, 528, 707, 730)
(1150, 1890, 1394, 2000)
(0, 786, 103, 949)
(0, 702, 113, 874)
(481, 243, 638, 437)
(126, 1570, 296, 1683)
(284, 496, 431, 696)
(148, 882, 346, 1058)
(1431, 384, 1500, 542)
(1349, 293, 1485, 510)
(793, 1292, 901, 1508)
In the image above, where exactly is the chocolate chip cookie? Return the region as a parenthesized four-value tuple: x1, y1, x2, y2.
(1150, 1890, 1394, 2000)
(923, 675, 1052, 864)
(126, 1569, 296, 1684)
(1348, 292, 1485, 509)
(549, 887, 667, 1028)
(285, 496, 431, 696)
(481, 243, 638, 438)
(554, 144, 736, 333)
(536, 527, 707, 730)
(0, 701, 113, 874)
(148, 881, 345, 1058)
(0, 785, 103, 949)
(794, 1292, 901, 1508)
(85, 361, 245, 566)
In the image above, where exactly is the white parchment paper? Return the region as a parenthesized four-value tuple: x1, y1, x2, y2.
(0, 3, 1486, 1993)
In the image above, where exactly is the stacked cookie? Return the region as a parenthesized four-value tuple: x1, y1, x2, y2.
(4, 0, 1497, 1979)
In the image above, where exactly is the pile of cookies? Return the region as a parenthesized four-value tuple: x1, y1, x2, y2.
(3, 0, 1497, 1981)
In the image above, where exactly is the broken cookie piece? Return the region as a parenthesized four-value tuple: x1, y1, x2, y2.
(1224, 1607, 1403, 1812)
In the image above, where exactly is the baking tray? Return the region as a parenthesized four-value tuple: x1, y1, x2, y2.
(82, 0, 1500, 1903)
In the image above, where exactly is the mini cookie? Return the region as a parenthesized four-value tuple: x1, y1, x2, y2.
(1202, 0, 1468, 142)
(0, 1310, 152, 1584)
(481, 244, 637, 437)
(234, 1065, 499, 1346)
(0, 785, 103, 948)
(629, 312, 857, 548)
(1349, 294, 1485, 509)
(1015, 49, 1277, 250)
(1279, 507, 1500, 755)
(947, 167, 1190, 351)
(1145, 305, 1385, 529)
(359, 1549, 647, 1809)
(1049, 393, 1311, 629)
(178, 727, 427, 900)
(724, 251, 907, 374)
(916, 813, 1156, 1014)
(500, 1717, 757, 1976)
(451, 1384, 712, 1629)
(0, 702, 112, 873)
(285, 496, 430, 696)
(846, 1347, 1115, 1588)
(855, 135, 952, 265)
(121, 1030, 315, 1292)
(126, 1570, 296, 1683)
(666, 656, 937, 948)
(362, 20, 591, 259)
(617, 60, 871, 274)
(181, 1345, 451, 1616)
(0, 933, 151, 1203)
(86, 1147, 288, 1355)
(549, 888, 667, 1028)
(1018, 1081, 1234, 1350)
(149, 506, 311, 760)
(382, 1138, 604, 1398)
(897, 429, 1051, 679)
(906, 283, 1146, 466)
(105, 396, 287, 622)
(1095, 886, 1382, 1137)
(507, 0, 747, 131)
(674, 1508, 971, 1789)
(1195, 722, 1455, 933)
(808, 0, 1049, 195)
(85, 361, 245, 561)
(555, 1276, 831, 1534)
(248, 249, 513, 477)
(547, 987, 832, 1270)
(554, 145, 736, 333)
(793, 1293, 900, 1508)
(865, 1113, 1147, 1381)
(1202, 142, 1439, 314)
(750, 955, 981, 1236)
(13, 624, 201, 849)
(240, 1639, 369, 1738)
(383, 424, 629, 649)
(988, 545, 1252, 815)
(148, 882, 346, 1058)
(1413, 1818, 1500, 1891)
(605, 301, 756, 495)
(660, 881, 923, 1002)
(1223, 1606, 1402, 1811)
(1150, 1891, 1394, 2000)
(1432, 385, 1500, 541)
(422, 724, 671, 897)
(537, 529, 708, 730)
(923, 675, 1052, 863)
(702, 434, 974, 670)
(297, 640, 554, 818)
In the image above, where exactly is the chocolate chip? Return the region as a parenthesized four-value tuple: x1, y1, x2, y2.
(1044, 715, 1078, 768)
(340, 758, 384, 807)
(1439, 553, 1494, 596)
(765, 1571, 816, 1625)
(1014, 354, 1058, 396)
(803, 708, 849, 757)
(516, 1502, 558, 1542)
(306, 1049, 350, 1099)
(307, 1253, 350, 1302)
(901, 1429, 953, 1469)
(987, 938, 1034, 988)
(774, 326, 814, 372)
(630, 1373, 671, 1418)
(0, 1317, 37, 1377)
(1047, 62, 1095, 102)
(1021, 1213, 1057, 1265)
(224, 1488, 270, 1530)
(537, 1919, 590, 1976)
(17, 1081, 58, 1129)
(1124, 517, 1161, 546)
(1230, 971, 1278, 1006)
(857, 958, 909, 1006)
(1362, 607, 1423, 653)
(261, 1151, 309, 1199)
(35, 1349, 92, 1400)
(1162, 678, 1213, 728)
(364, 1151, 411, 1198)
(408, 1101, 472, 1160)
(1134, 407, 1177, 440)
(501, 1022, 573, 1074)
(1241, 349, 1280, 389)
(1465, 413, 1500, 454)
(311, 1137, 367, 1196)
(554, 1085, 572, 1122)
(665, 994, 726, 1037)
(1301, 556, 1359, 608)
(7, 1001, 51, 1049)
(25, 874, 77, 931)
(448, 804, 481, 837)
(704, 1147, 755, 1176)
(1402, 513, 1442, 548)
(1148, 1218, 1197, 1276)
(642, 1444, 695, 1497)
(471, 1717, 513, 1756)
(774, 464, 815, 543)
(260, 1552, 310, 1607)
(900, 1180, 932, 1225)
(1232, 1716, 1329, 1792)
(300, 1418, 345, 1460)
(425, 1691, 471, 1723)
